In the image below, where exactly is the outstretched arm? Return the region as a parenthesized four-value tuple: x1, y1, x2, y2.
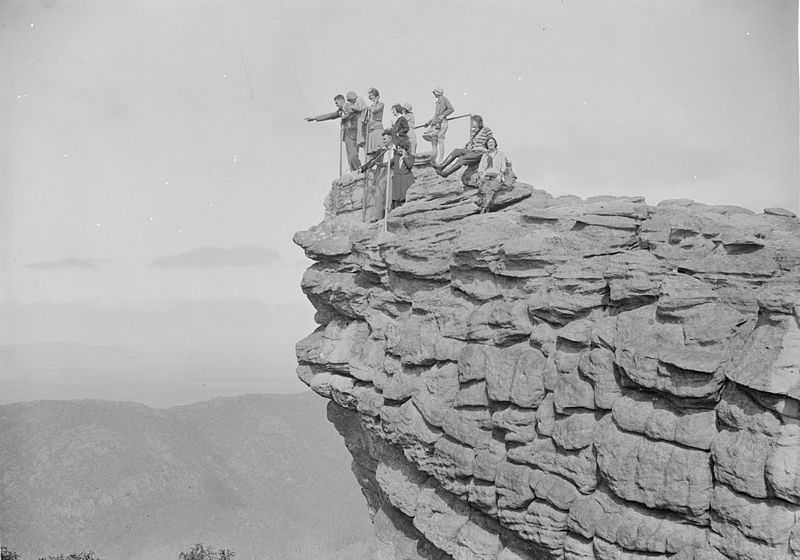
(306, 110, 341, 122)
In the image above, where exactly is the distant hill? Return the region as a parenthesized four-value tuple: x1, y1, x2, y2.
(0, 299, 317, 406)
(0, 393, 378, 560)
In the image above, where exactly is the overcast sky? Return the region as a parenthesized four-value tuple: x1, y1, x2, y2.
(0, 0, 798, 402)
(1, 0, 797, 305)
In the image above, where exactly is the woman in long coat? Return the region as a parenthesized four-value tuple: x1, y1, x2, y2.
(391, 141, 415, 207)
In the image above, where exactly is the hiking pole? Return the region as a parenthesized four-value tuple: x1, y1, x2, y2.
(412, 113, 472, 130)
(361, 106, 371, 221)
(339, 127, 343, 178)
(384, 152, 392, 233)
(362, 169, 369, 222)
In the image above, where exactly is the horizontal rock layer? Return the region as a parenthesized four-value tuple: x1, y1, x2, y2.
(296, 168, 800, 559)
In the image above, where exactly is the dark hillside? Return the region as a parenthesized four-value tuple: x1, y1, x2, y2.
(0, 392, 377, 560)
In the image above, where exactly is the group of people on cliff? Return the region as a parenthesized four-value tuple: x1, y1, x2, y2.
(305, 86, 514, 219)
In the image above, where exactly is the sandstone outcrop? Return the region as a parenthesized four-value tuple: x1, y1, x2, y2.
(295, 166, 800, 559)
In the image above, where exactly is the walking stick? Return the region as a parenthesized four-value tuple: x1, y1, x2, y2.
(339, 127, 343, 178)
(412, 113, 472, 130)
(383, 152, 392, 233)
(362, 107, 372, 221)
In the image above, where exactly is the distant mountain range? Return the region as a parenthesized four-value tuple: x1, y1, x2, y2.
(0, 392, 378, 560)
(0, 299, 317, 406)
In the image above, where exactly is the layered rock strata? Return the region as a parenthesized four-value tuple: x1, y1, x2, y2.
(295, 167, 800, 560)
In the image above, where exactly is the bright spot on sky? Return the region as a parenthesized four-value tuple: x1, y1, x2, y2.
(96, 222, 101, 227)
(178, 228, 183, 234)
(680, 109, 685, 114)
(746, 32, 751, 36)
(232, 154, 239, 162)
(164, 181, 169, 186)
(209, 202, 214, 207)
(149, 217, 154, 221)
(223, 74, 227, 78)
(583, 101, 588, 105)
(29, 23, 34, 28)
(63, 153, 68, 158)
(517, 77, 523, 81)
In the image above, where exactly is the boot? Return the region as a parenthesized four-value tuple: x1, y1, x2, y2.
(437, 158, 463, 177)
(437, 164, 456, 178)
(438, 153, 456, 169)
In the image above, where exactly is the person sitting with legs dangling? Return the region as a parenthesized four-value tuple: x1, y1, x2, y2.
(432, 114, 493, 178)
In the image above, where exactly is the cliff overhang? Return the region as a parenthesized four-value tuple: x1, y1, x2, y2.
(295, 166, 800, 560)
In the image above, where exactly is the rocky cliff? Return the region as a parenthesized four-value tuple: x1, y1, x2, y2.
(294, 166, 800, 560)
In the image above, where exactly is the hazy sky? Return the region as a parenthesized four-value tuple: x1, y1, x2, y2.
(0, 0, 798, 403)
(1, 0, 798, 305)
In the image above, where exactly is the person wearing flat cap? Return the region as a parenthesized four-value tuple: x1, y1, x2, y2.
(305, 92, 364, 172)
(345, 90, 369, 156)
(423, 87, 454, 164)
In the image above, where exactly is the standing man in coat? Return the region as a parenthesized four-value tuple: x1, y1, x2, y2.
(360, 129, 394, 222)
(345, 90, 369, 159)
(423, 87, 454, 165)
(305, 93, 362, 172)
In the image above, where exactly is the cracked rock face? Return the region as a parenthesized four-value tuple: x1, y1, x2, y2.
(295, 168, 800, 559)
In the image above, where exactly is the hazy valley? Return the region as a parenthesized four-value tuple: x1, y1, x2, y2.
(0, 392, 378, 560)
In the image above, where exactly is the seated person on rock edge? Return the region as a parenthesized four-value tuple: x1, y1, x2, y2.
(476, 137, 510, 213)
(391, 140, 415, 210)
(432, 114, 493, 178)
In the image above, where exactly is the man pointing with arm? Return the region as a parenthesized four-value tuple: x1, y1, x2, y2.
(305, 93, 362, 172)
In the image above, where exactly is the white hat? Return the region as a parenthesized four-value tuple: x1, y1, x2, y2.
(432, 87, 444, 95)
(402, 103, 413, 112)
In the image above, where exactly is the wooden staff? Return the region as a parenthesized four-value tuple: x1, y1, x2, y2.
(383, 151, 392, 233)
(362, 106, 372, 220)
(339, 126, 343, 177)
(412, 113, 472, 130)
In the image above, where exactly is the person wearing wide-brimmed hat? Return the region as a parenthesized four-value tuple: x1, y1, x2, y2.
(423, 87, 454, 164)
